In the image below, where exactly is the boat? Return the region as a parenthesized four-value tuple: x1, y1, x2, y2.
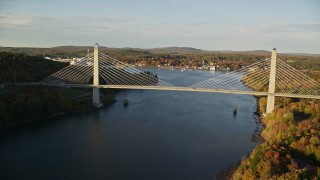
(233, 107, 237, 114)
(123, 99, 128, 106)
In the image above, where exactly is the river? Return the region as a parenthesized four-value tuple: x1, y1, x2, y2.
(0, 68, 259, 180)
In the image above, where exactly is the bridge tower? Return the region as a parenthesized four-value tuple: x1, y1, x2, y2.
(266, 48, 277, 113)
(93, 43, 103, 108)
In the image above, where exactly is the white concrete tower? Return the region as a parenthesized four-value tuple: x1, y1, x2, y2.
(266, 48, 277, 113)
(92, 43, 103, 108)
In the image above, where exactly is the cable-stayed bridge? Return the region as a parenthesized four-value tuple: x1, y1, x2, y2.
(36, 43, 320, 113)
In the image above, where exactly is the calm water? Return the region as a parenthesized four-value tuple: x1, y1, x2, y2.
(0, 69, 259, 180)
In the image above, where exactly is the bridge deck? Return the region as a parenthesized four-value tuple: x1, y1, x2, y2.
(30, 84, 320, 99)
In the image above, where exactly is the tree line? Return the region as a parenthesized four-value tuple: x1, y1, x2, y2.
(0, 52, 67, 83)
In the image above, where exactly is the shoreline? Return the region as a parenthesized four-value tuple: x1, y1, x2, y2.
(0, 98, 117, 133)
(138, 65, 233, 72)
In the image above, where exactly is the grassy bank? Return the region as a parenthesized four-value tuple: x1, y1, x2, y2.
(233, 97, 320, 179)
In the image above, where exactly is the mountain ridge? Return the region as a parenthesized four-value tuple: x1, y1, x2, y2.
(0, 46, 319, 57)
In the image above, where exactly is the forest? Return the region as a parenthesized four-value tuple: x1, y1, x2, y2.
(0, 52, 114, 131)
(0, 52, 67, 83)
(233, 98, 320, 179)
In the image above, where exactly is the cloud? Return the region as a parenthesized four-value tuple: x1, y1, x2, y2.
(3, 9, 317, 41)
(1, 10, 319, 53)
(0, 11, 33, 28)
(129, 19, 318, 40)
(213, 21, 320, 39)
(271, 22, 320, 34)
(0, 11, 135, 33)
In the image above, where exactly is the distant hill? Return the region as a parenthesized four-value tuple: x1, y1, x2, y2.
(283, 52, 320, 57)
(51, 45, 93, 49)
(0, 46, 150, 58)
(0, 46, 319, 57)
(0, 47, 49, 56)
(211, 50, 271, 56)
(242, 50, 271, 55)
(147, 47, 203, 54)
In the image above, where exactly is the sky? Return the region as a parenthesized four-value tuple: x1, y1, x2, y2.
(0, 0, 319, 53)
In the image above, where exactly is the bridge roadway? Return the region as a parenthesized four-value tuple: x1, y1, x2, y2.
(19, 83, 318, 100)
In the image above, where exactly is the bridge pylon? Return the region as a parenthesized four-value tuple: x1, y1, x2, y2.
(266, 48, 277, 113)
(93, 43, 103, 108)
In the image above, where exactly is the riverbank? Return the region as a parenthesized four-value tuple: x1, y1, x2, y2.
(0, 85, 116, 132)
(232, 97, 320, 179)
(139, 65, 232, 72)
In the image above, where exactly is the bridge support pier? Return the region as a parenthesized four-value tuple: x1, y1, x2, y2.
(93, 43, 103, 108)
(266, 48, 277, 114)
(266, 95, 275, 114)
